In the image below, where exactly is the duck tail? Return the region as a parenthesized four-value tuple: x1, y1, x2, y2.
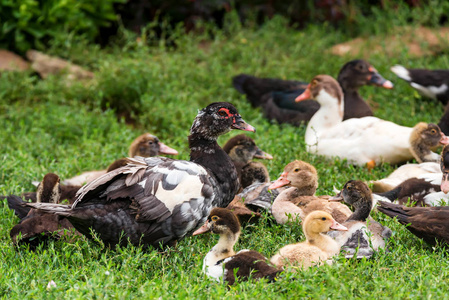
(6, 195, 31, 219)
(390, 65, 411, 82)
(25, 202, 72, 216)
(377, 201, 410, 224)
(232, 74, 253, 94)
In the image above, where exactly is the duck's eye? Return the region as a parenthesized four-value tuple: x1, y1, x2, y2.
(346, 185, 352, 190)
(294, 168, 300, 172)
(211, 216, 219, 221)
(321, 217, 326, 221)
(218, 108, 231, 117)
(431, 129, 437, 134)
(148, 141, 153, 145)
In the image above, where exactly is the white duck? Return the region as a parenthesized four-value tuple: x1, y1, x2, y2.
(295, 75, 414, 167)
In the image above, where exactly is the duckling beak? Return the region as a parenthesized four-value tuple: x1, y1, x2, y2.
(439, 133, 449, 145)
(158, 143, 179, 155)
(254, 148, 273, 160)
(328, 192, 343, 201)
(268, 172, 290, 190)
(330, 220, 348, 231)
(232, 116, 256, 132)
(441, 172, 449, 194)
(192, 220, 211, 236)
(295, 86, 311, 102)
(368, 67, 394, 89)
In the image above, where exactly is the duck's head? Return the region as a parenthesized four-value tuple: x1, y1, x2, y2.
(441, 145, 449, 193)
(192, 208, 241, 236)
(268, 160, 318, 193)
(36, 173, 61, 204)
(303, 211, 347, 235)
(410, 123, 449, 159)
(295, 75, 343, 106)
(331, 180, 372, 211)
(223, 134, 273, 164)
(190, 102, 255, 140)
(337, 60, 393, 90)
(129, 133, 179, 157)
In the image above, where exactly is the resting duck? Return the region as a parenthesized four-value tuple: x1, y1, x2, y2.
(270, 211, 347, 270)
(371, 123, 449, 192)
(328, 181, 392, 258)
(233, 60, 393, 125)
(295, 74, 414, 167)
(193, 208, 281, 285)
(63, 133, 178, 186)
(222, 134, 272, 190)
(374, 144, 449, 207)
(9, 173, 81, 249)
(268, 160, 352, 224)
(378, 201, 449, 247)
(391, 65, 449, 105)
(26, 102, 255, 249)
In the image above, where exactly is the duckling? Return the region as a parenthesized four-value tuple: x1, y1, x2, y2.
(270, 211, 347, 270)
(269, 160, 352, 224)
(328, 181, 392, 258)
(371, 123, 449, 192)
(62, 133, 178, 186)
(193, 208, 281, 285)
(223, 134, 272, 190)
(9, 173, 81, 249)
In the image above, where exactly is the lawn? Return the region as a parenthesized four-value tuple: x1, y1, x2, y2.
(1, 11, 449, 299)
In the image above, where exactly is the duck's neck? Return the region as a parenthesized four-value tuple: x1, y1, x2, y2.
(305, 230, 340, 256)
(208, 232, 239, 263)
(409, 140, 439, 163)
(306, 90, 344, 147)
(347, 197, 372, 221)
(189, 135, 239, 207)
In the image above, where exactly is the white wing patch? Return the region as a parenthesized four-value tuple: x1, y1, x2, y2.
(410, 82, 447, 99)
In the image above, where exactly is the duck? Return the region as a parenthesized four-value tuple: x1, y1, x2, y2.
(268, 160, 352, 224)
(295, 74, 414, 167)
(222, 134, 273, 190)
(9, 173, 81, 249)
(193, 207, 281, 285)
(390, 65, 449, 105)
(371, 123, 449, 192)
(374, 144, 449, 207)
(328, 181, 392, 258)
(62, 133, 179, 186)
(377, 200, 449, 247)
(26, 102, 255, 249)
(270, 211, 347, 270)
(232, 60, 393, 126)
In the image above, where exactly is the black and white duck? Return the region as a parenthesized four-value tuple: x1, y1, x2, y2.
(328, 181, 392, 258)
(63, 133, 179, 186)
(193, 208, 281, 285)
(233, 60, 393, 126)
(26, 102, 255, 249)
(9, 173, 81, 249)
(223, 134, 272, 190)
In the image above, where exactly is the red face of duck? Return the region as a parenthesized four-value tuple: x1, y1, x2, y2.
(158, 143, 179, 155)
(218, 108, 256, 132)
(268, 171, 290, 190)
(367, 66, 394, 89)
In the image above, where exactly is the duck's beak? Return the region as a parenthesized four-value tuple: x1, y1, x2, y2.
(232, 116, 256, 132)
(441, 172, 449, 194)
(158, 143, 179, 155)
(330, 220, 348, 231)
(328, 191, 343, 201)
(440, 133, 449, 145)
(368, 66, 394, 89)
(295, 86, 311, 102)
(254, 147, 273, 160)
(192, 220, 211, 236)
(268, 172, 290, 190)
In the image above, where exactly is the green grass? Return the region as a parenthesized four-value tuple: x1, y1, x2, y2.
(1, 11, 449, 299)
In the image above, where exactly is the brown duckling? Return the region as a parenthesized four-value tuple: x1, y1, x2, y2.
(193, 208, 281, 285)
(63, 133, 178, 186)
(223, 134, 273, 190)
(269, 160, 352, 224)
(270, 211, 347, 270)
(328, 181, 392, 258)
(9, 173, 81, 249)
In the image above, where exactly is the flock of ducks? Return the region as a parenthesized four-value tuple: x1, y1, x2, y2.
(3, 62, 449, 286)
